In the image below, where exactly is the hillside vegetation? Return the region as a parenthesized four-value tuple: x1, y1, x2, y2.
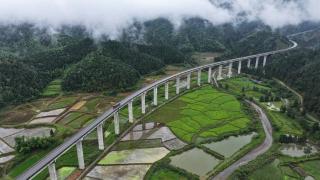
(0, 19, 289, 109)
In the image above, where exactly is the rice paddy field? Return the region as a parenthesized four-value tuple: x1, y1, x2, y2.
(146, 85, 252, 143)
(220, 76, 270, 100)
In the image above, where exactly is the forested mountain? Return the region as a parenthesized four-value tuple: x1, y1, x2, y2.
(263, 49, 320, 118)
(63, 52, 140, 92)
(0, 19, 289, 108)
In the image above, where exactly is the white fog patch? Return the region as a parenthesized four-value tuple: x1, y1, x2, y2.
(0, 0, 319, 37)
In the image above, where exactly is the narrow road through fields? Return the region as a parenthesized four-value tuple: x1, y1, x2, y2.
(212, 101, 273, 180)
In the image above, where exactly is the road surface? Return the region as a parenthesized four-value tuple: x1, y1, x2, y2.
(213, 101, 273, 180)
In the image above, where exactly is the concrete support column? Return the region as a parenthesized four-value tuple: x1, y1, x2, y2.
(176, 77, 180, 94)
(263, 56, 267, 67)
(247, 59, 251, 68)
(97, 124, 104, 150)
(238, 61, 242, 74)
(113, 111, 120, 135)
(141, 92, 146, 114)
(228, 62, 233, 78)
(76, 141, 85, 169)
(153, 86, 158, 106)
(187, 73, 191, 89)
(165, 82, 169, 100)
(48, 163, 57, 180)
(255, 57, 259, 69)
(218, 65, 222, 80)
(208, 67, 212, 83)
(197, 69, 201, 86)
(128, 100, 133, 123)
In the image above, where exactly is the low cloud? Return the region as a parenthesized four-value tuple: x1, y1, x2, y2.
(0, 0, 319, 38)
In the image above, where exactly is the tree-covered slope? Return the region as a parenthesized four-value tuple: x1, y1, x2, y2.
(63, 52, 140, 92)
(0, 19, 289, 108)
(265, 49, 320, 117)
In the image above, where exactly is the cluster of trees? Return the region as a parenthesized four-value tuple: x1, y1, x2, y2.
(63, 52, 140, 92)
(259, 95, 281, 102)
(279, 134, 306, 144)
(15, 136, 57, 154)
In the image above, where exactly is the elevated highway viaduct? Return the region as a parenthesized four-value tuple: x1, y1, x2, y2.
(17, 40, 297, 180)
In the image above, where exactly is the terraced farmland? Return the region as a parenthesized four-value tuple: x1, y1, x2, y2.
(146, 85, 252, 143)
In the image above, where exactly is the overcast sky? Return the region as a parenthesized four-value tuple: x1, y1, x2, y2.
(0, 0, 319, 38)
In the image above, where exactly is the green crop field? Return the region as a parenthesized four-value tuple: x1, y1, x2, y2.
(267, 111, 303, 135)
(249, 159, 299, 180)
(59, 112, 83, 125)
(149, 168, 188, 180)
(299, 160, 320, 179)
(47, 96, 78, 110)
(222, 76, 303, 136)
(41, 79, 62, 97)
(220, 76, 270, 100)
(146, 85, 252, 143)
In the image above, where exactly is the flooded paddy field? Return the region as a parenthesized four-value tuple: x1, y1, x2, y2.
(0, 127, 55, 147)
(280, 143, 318, 157)
(29, 117, 56, 124)
(170, 148, 221, 176)
(0, 155, 15, 164)
(121, 126, 177, 142)
(0, 139, 14, 154)
(204, 133, 257, 158)
(98, 147, 169, 165)
(85, 165, 151, 180)
(35, 108, 65, 118)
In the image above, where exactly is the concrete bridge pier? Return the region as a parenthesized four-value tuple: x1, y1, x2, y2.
(113, 111, 120, 135)
(263, 56, 267, 67)
(218, 65, 222, 80)
(208, 67, 212, 83)
(128, 100, 134, 123)
(238, 61, 242, 74)
(187, 73, 191, 89)
(247, 59, 251, 68)
(197, 69, 201, 86)
(76, 140, 85, 169)
(48, 162, 57, 180)
(97, 124, 104, 150)
(228, 62, 233, 78)
(141, 92, 146, 114)
(255, 56, 259, 69)
(176, 76, 180, 94)
(153, 86, 158, 106)
(165, 82, 169, 100)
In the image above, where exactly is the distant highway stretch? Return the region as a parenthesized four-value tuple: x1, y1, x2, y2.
(17, 39, 297, 180)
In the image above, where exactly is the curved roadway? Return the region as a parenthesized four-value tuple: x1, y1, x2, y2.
(212, 101, 273, 180)
(17, 39, 297, 180)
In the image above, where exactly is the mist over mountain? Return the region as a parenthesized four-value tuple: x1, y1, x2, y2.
(0, 0, 319, 38)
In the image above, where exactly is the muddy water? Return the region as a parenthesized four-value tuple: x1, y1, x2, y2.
(280, 143, 318, 157)
(170, 148, 221, 176)
(204, 133, 257, 157)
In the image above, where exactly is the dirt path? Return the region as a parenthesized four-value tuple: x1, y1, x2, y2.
(212, 101, 273, 180)
(274, 78, 319, 122)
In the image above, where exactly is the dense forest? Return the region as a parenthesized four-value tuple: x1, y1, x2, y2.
(264, 48, 320, 117)
(0, 18, 289, 108)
